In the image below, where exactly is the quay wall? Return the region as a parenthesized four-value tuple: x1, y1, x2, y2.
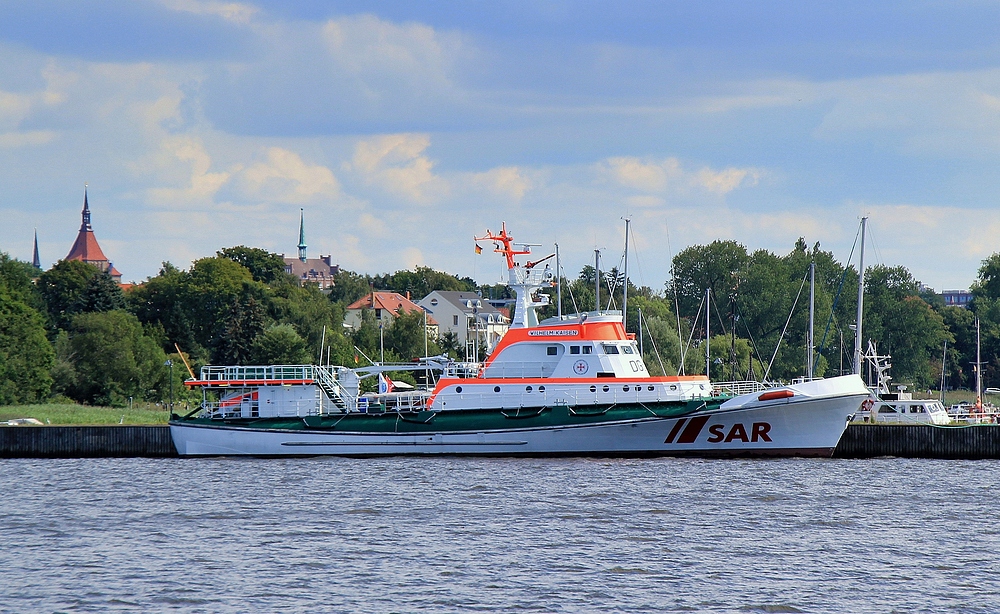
(834, 424, 1000, 459)
(0, 425, 176, 458)
(3, 424, 1000, 459)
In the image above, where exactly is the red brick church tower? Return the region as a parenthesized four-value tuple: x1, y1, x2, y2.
(65, 188, 122, 283)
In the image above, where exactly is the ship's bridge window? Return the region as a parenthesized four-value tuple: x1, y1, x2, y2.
(602, 344, 620, 354)
(582, 346, 593, 355)
(622, 345, 634, 354)
(546, 346, 558, 356)
(570, 346, 580, 355)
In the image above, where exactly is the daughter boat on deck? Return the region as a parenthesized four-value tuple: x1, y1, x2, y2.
(169, 223, 870, 457)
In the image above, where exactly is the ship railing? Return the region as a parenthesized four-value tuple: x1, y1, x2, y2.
(511, 267, 552, 287)
(199, 364, 326, 382)
(712, 381, 772, 396)
(358, 391, 433, 413)
(201, 397, 321, 419)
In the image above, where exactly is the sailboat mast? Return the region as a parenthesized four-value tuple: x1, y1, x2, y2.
(808, 261, 815, 379)
(977, 317, 983, 409)
(622, 218, 630, 330)
(853, 216, 868, 375)
(940, 339, 947, 403)
(705, 287, 711, 380)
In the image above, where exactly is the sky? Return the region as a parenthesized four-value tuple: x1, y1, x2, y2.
(2, 0, 1000, 292)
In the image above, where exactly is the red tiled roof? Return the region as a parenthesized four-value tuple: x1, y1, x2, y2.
(66, 229, 108, 263)
(347, 291, 438, 325)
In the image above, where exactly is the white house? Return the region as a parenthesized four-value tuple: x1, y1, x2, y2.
(418, 291, 510, 360)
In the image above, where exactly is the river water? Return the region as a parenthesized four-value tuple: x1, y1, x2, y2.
(1, 457, 998, 613)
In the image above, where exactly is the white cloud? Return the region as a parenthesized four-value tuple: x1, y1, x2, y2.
(321, 14, 462, 95)
(467, 166, 533, 201)
(143, 136, 232, 206)
(161, 0, 259, 24)
(348, 133, 448, 203)
(0, 130, 57, 148)
(602, 156, 759, 196)
(239, 147, 340, 203)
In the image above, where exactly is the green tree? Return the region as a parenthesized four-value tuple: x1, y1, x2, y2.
(128, 262, 200, 357)
(37, 259, 103, 330)
(0, 284, 54, 404)
(250, 324, 312, 364)
(972, 253, 1000, 302)
(63, 310, 168, 406)
(862, 265, 950, 387)
(218, 246, 289, 284)
(384, 310, 440, 360)
(669, 240, 749, 318)
(72, 270, 126, 313)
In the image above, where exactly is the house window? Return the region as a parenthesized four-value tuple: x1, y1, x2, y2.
(453, 315, 459, 326)
(375, 308, 382, 318)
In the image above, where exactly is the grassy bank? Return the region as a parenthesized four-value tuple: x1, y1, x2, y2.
(0, 403, 175, 425)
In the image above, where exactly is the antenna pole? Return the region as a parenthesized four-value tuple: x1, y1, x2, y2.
(555, 243, 562, 319)
(622, 218, 630, 330)
(594, 249, 600, 312)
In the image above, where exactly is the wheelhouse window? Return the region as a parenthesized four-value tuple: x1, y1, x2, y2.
(546, 346, 558, 356)
(570, 346, 580, 355)
(622, 345, 634, 354)
(602, 344, 620, 354)
(582, 346, 593, 355)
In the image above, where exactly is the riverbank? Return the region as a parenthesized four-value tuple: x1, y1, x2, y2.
(0, 403, 175, 425)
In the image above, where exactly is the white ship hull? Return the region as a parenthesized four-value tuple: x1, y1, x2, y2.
(170, 376, 868, 457)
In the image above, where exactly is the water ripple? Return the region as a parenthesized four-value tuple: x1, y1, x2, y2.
(1, 457, 1000, 612)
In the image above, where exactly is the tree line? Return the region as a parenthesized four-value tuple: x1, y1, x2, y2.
(0, 237, 998, 407)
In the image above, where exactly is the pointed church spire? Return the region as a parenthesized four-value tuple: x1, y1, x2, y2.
(81, 184, 92, 231)
(32, 228, 40, 269)
(297, 208, 307, 262)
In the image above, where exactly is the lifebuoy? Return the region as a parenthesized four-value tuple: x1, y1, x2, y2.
(861, 398, 875, 412)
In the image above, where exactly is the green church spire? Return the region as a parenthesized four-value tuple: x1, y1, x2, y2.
(297, 208, 307, 262)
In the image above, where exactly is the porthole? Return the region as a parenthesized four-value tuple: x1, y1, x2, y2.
(590, 385, 597, 392)
(456, 386, 463, 393)
(623, 385, 630, 392)
(648, 385, 654, 391)
(603, 385, 610, 392)
(670, 385, 677, 391)
(538, 386, 545, 392)
(494, 386, 501, 393)
(699, 384, 705, 390)
(526, 386, 533, 392)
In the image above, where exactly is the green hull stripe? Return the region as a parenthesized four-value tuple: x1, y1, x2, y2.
(172, 399, 722, 434)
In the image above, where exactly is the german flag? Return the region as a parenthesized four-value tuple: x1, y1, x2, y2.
(475, 244, 483, 254)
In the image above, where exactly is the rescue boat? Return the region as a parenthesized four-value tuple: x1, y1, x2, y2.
(169, 224, 870, 457)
